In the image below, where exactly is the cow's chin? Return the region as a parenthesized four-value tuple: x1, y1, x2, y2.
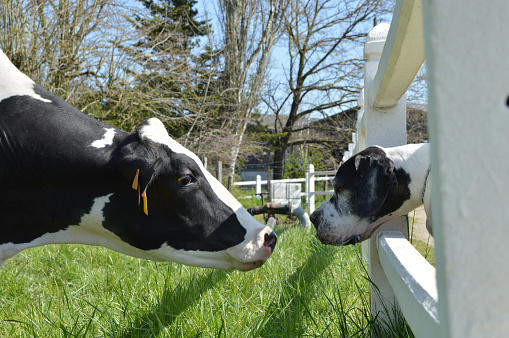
(169, 255, 268, 271)
(232, 259, 266, 271)
(143, 242, 274, 271)
(228, 241, 274, 271)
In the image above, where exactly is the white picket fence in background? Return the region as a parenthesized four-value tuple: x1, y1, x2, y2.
(233, 165, 335, 214)
(345, 0, 509, 337)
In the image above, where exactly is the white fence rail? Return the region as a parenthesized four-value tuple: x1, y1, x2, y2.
(377, 232, 439, 337)
(348, 0, 509, 337)
(233, 165, 335, 214)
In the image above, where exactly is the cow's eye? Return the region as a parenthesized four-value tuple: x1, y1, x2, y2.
(178, 175, 194, 186)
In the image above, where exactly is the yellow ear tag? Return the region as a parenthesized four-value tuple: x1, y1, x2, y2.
(138, 186, 141, 206)
(132, 169, 140, 190)
(142, 192, 148, 215)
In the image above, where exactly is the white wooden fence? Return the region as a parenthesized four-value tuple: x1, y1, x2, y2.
(346, 0, 509, 337)
(233, 165, 335, 214)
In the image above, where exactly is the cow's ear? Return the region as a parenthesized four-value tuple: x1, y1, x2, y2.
(117, 140, 163, 196)
(354, 154, 397, 218)
(130, 157, 162, 196)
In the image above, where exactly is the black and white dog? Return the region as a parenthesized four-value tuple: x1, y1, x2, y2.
(310, 143, 431, 246)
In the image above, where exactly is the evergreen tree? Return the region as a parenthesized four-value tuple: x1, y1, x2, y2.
(121, 0, 214, 136)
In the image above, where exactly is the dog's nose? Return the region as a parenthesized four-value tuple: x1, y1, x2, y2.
(310, 210, 322, 228)
(264, 231, 277, 252)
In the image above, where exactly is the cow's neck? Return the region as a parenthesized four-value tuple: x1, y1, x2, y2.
(0, 115, 134, 247)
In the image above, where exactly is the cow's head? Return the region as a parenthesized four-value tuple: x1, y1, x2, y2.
(112, 118, 276, 271)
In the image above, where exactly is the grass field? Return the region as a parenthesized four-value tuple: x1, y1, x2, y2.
(0, 196, 419, 337)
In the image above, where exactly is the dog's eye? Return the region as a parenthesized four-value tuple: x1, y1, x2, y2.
(178, 175, 194, 186)
(335, 187, 343, 194)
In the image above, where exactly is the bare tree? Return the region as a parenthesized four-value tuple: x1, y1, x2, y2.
(217, 0, 288, 182)
(265, 0, 389, 179)
(0, 0, 137, 110)
(0, 0, 224, 145)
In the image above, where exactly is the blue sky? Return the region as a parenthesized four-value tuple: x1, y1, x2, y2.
(193, 0, 425, 116)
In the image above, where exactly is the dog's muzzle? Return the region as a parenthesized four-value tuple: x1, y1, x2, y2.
(310, 210, 322, 228)
(311, 210, 362, 246)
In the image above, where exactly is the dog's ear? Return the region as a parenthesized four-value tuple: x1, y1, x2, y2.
(354, 153, 397, 218)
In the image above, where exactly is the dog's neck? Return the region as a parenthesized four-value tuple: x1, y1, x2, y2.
(384, 143, 431, 213)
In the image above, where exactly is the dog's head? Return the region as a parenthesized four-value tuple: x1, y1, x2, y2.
(310, 146, 411, 246)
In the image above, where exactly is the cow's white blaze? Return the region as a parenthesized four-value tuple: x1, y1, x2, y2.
(0, 50, 52, 103)
(90, 128, 116, 148)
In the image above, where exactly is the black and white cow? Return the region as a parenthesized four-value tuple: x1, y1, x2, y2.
(310, 143, 431, 246)
(0, 49, 276, 271)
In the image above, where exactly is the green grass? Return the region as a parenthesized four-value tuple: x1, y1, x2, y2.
(0, 226, 412, 337)
(408, 215, 435, 266)
(1, 195, 415, 337)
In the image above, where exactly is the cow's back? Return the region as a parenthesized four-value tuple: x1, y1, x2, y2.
(0, 50, 128, 245)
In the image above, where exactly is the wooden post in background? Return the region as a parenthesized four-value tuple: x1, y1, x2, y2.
(216, 161, 222, 184)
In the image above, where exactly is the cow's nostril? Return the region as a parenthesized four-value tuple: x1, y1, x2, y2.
(264, 231, 277, 252)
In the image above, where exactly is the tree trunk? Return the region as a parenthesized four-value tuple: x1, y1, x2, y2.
(219, 0, 286, 183)
(226, 115, 249, 182)
(265, 0, 389, 179)
(273, 135, 290, 179)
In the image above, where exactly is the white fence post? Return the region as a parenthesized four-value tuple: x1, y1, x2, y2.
(255, 175, 262, 195)
(355, 90, 366, 154)
(423, 1, 509, 336)
(363, 23, 409, 323)
(306, 164, 315, 214)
